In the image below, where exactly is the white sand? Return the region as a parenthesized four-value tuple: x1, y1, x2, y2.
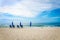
(0, 27, 60, 40)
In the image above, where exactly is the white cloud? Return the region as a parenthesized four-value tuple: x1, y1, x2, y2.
(0, 0, 52, 17)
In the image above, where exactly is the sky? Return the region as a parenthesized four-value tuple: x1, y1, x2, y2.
(0, 0, 60, 24)
(0, 0, 52, 17)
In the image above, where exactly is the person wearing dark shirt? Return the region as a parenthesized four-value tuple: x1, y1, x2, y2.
(20, 22, 23, 28)
(30, 21, 32, 27)
(12, 22, 15, 28)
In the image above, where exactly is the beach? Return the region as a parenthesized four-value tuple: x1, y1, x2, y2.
(0, 27, 60, 40)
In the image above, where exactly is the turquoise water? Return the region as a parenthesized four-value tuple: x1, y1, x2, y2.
(0, 23, 60, 28)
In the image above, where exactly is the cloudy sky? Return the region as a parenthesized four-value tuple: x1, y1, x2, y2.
(0, 0, 60, 24)
(0, 0, 53, 17)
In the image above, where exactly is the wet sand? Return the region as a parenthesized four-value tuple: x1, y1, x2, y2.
(0, 27, 60, 40)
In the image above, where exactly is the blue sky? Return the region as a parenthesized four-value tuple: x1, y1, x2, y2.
(0, 0, 60, 24)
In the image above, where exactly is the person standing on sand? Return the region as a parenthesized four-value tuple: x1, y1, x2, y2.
(30, 21, 32, 27)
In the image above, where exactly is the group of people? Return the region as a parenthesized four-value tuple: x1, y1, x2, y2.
(9, 22, 32, 28)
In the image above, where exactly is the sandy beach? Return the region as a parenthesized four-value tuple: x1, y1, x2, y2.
(0, 27, 60, 40)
